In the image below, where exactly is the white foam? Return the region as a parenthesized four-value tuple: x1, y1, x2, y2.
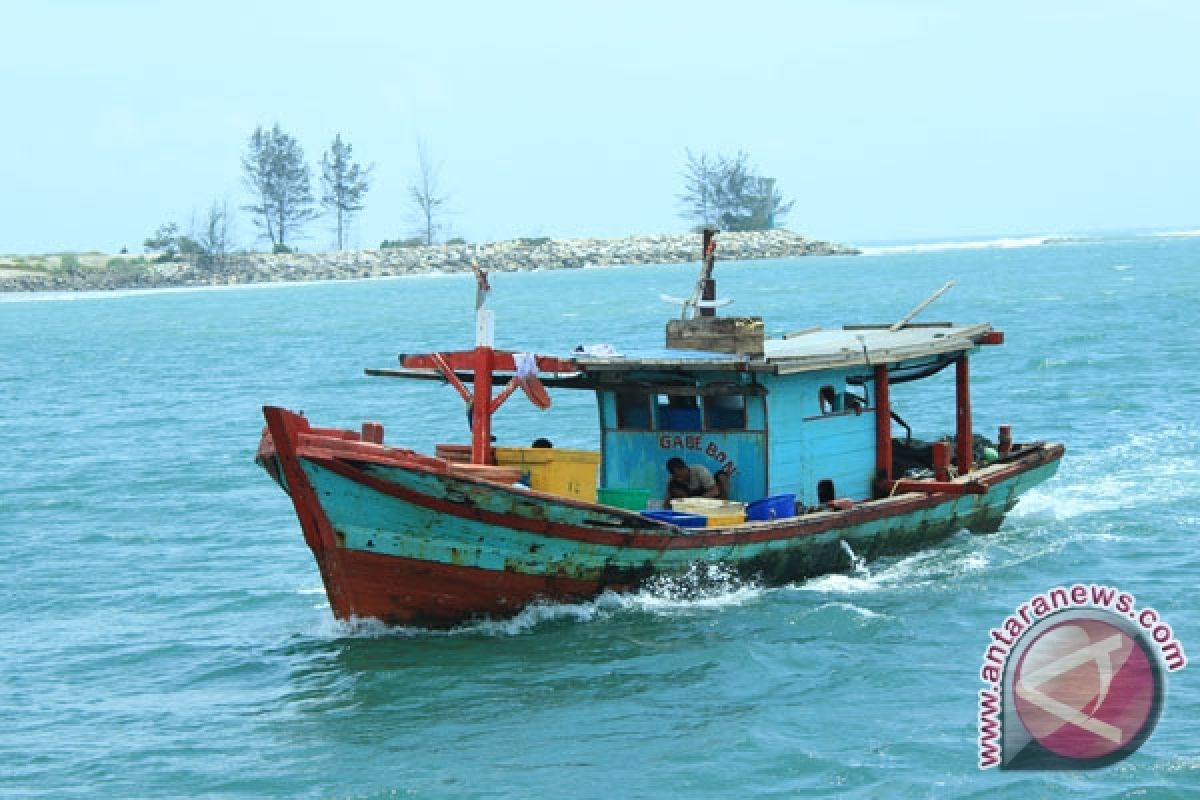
(859, 234, 1060, 256)
(1011, 426, 1200, 522)
(839, 540, 870, 576)
(807, 601, 888, 620)
(1010, 478, 1137, 521)
(1139, 229, 1200, 239)
(305, 564, 765, 639)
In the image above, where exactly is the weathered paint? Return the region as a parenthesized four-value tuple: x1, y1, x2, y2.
(601, 430, 767, 502)
(762, 370, 876, 504)
(262, 406, 1063, 627)
(597, 386, 768, 499)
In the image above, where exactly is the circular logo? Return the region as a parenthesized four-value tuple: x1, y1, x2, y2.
(1013, 617, 1160, 762)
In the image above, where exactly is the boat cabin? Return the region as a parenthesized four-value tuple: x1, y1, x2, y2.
(375, 320, 1002, 510)
(571, 321, 1001, 508)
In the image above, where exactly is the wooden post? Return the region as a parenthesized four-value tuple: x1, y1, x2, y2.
(874, 364, 892, 487)
(956, 355, 972, 475)
(361, 421, 384, 444)
(998, 424, 1012, 456)
(931, 441, 950, 481)
(471, 345, 494, 464)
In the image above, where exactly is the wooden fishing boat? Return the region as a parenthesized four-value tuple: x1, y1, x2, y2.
(257, 232, 1064, 627)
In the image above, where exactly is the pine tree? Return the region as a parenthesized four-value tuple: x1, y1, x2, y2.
(678, 150, 794, 231)
(320, 134, 372, 251)
(241, 124, 316, 252)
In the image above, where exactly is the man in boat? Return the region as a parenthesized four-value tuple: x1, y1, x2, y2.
(666, 457, 728, 501)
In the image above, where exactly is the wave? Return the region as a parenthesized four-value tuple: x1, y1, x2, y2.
(858, 226, 1200, 255)
(859, 234, 1070, 256)
(1138, 228, 1200, 239)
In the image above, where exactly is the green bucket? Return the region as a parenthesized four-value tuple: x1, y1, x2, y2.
(597, 487, 652, 511)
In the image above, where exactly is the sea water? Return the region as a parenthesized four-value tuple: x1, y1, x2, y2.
(2, 233, 1198, 798)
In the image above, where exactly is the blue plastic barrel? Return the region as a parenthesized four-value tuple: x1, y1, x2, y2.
(746, 494, 796, 521)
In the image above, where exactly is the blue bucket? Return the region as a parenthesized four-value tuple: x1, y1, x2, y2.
(746, 494, 796, 521)
(640, 510, 707, 528)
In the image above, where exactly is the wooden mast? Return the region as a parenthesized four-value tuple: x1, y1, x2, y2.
(698, 228, 717, 318)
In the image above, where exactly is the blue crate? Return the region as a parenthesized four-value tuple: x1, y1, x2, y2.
(640, 510, 707, 528)
(746, 494, 796, 521)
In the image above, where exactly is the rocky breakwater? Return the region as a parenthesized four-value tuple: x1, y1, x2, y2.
(0, 230, 858, 292)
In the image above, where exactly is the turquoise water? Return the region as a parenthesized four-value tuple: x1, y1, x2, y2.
(3, 235, 1198, 798)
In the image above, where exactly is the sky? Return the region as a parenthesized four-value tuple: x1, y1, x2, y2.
(3, 0, 1198, 254)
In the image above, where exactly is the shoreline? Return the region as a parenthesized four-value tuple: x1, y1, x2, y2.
(0, 230, 857, 293)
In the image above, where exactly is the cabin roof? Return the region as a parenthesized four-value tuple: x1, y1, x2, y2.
(368, 322, 997, 390)
(572, 322, 995, 376)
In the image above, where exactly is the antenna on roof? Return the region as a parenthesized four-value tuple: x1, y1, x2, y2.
(660, 228, 732, 319)
(889, 281, 957, 331)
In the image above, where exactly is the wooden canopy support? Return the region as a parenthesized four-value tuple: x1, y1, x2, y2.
(956, 355, 972, 475)
(874, 364, 892, 486)
(471, 346, 495, 463)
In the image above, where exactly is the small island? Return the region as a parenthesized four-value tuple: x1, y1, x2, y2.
(0, 230, 858, 293)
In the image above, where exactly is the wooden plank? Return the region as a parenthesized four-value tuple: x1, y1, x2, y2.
(666, 316, 765, 356)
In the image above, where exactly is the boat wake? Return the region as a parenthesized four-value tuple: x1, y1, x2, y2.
(305, 544, 1008, 639)
(1010, 425, 1200, 522)
(308, 564, 768, 639)
(793, 542, 987, 595)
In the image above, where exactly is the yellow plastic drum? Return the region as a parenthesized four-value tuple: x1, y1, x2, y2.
(494, 447, 600, 502)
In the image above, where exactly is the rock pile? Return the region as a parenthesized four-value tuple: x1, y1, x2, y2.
(1, 230, 858, 292)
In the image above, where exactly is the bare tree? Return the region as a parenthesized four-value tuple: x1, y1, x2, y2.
(409, 140, 449, 245)
(195, 200, 231, 270)
(320, 134, 372, 250)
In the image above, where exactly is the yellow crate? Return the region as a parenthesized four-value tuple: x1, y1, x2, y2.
(705, 512, 746, 527)
(670, 498, 747, 516)
(494, 447, 600, 502)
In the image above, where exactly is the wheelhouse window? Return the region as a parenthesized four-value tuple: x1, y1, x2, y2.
(819, 385, 867, 416)
(615, 392, 651, 429)
(819, 385, 839, 414)
(706, 394, 747, 430)
(657, 394, 701, 430)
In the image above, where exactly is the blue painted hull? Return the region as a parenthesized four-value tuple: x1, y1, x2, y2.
(261, 407, 1063, 627)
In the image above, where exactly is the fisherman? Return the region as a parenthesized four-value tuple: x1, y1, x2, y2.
(665, 457, 725, 501)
